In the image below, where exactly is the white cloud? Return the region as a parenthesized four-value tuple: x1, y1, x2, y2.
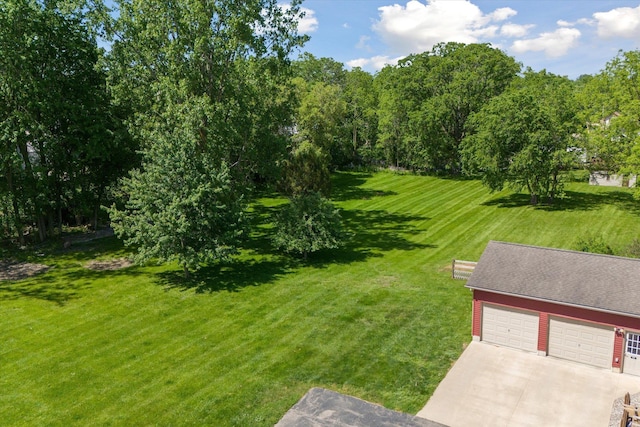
(347, 55, 401, 70)
(276, 3, 318, 34)
(472, 25, 499, 39)
(511, 27, 581, 58)
(372, 0, 518, 55)
(577, 18, 595, 26)
(298, 7, 319, 34)
(488, 7, 517, 22)
(276, 4, 318, 34)
(500, 23, 534, 38)
(343, 23, 350, 29)
(593, 5, 640, 38)
(557, 18, 595, 27)
(356, 35, 372, 51)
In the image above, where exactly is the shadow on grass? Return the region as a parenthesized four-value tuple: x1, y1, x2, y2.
(0, 278, 87, 306)
(156, 258, 294, 293)
(0, 265, 145, 306)
(331, 172, 397, 202)
(159, 202, 435, 291)
(483, 190, 640, 214)
(51, 236, 130, 262)
(290, 209, 435, 268)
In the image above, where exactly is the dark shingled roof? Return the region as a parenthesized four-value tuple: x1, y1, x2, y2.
(466, 241, 640, 319)
(276, 388, 446, 427)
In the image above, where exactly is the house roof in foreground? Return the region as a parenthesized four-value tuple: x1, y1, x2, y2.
(466, 241, 640, 319)
(276, 388, 446, 427)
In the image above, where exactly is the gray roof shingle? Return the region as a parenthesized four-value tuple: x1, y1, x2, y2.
(466, 241, 640, 318)
(276, 388, 446, 427)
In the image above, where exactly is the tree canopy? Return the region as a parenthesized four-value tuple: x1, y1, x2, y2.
(0, 0, 130, 243)
(375, 42, 520, 172)
(2, 0, 639, 263)
(106, 0, 306, 273)
(462, 70, 580, 204)
(108, 96, 245, 277)
(577, 50, 640, 186)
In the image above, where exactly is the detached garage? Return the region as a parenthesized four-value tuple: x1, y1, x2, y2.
(467, 241, 640, 375)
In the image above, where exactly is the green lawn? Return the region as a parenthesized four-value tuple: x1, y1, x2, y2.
(1, 172, 639, 426)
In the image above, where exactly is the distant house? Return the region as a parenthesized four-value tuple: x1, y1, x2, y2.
(466, 241, 640, 375)
(583, 112, 638, 187)
(589, 171, 637, 188)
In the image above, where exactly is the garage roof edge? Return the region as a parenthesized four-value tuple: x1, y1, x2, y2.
(465, 241, 640, 319)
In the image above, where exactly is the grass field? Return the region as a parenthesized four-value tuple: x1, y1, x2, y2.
(2, 171, 640, 426)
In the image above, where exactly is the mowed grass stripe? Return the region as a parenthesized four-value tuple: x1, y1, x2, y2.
(1, 172, 640, 426)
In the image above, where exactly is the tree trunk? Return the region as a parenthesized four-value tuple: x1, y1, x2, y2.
(93, 204, 99, 230)
(58, 205, 63, 234)
(2, 204, 10, 236)
(549, 170, 559, 204)
(530, 193, 538, 205)
(47, 211, 55, 237)
(37, 214, 46, 242)
(11, 194, 24, 246)
(183, 265, 190, 279)
(6, 167, 24, 245)
(352, 124, 358, 159)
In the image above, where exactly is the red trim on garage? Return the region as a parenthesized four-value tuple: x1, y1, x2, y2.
(473, 289, 640, 369)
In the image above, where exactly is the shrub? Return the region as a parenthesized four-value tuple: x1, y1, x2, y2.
(272, 192, 344, 259)
(565, 169, 591, 183)
(573, 233, 614, 255)
(623, 238, 640, 258)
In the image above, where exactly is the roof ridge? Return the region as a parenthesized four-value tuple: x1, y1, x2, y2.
(488, 240, 640, 263)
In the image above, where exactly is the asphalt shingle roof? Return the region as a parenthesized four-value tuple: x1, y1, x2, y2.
(276, 388, 446, 427)
(465, 241, 640, 318)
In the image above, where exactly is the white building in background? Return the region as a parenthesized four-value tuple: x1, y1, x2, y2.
(589, 171, 637, 188)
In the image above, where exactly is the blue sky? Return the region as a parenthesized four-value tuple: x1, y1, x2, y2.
(294, 0, 640, 78)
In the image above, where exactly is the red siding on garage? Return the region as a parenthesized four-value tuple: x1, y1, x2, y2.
(473, 290, 640, 369)
(472, 299, 482, 337)
(613, 332, 624, 369)
(474, 290, 640, 331)
(537, 312, 549, 353)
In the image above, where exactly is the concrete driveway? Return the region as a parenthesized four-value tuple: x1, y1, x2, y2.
(417, 341, 640, 427)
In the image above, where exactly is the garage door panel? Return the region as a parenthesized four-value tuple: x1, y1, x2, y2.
(548, 317, 614, 369)
(482, 305, 539, 352)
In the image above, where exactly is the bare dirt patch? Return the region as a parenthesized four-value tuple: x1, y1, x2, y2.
(0, 261, 50, 281)
(85, 258, 133, 271)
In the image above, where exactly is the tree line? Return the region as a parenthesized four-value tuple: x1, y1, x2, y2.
(293, 46, 640, 206)
(1, 0, 639, 272)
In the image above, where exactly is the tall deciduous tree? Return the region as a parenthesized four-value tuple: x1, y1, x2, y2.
(462, 70, 580, 205)
(106, 0, 305, 272)
(296, 81, 347, 165)
(344, 67, 378, 164)
(108, 96, 244, 277)
(0, 0, 126, 243)
(292, 53, 346, 87)
(376, 43, 520, 172)
(577, 50, 640, 183)
(374, 64, 412, 168)
(281, 141, 331, 197)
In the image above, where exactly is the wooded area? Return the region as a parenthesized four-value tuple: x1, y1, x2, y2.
(1, 0, 639, 271)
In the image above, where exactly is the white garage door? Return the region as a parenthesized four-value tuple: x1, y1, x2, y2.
(482, 304, 539, 352)
(548, 317, 614, 369)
